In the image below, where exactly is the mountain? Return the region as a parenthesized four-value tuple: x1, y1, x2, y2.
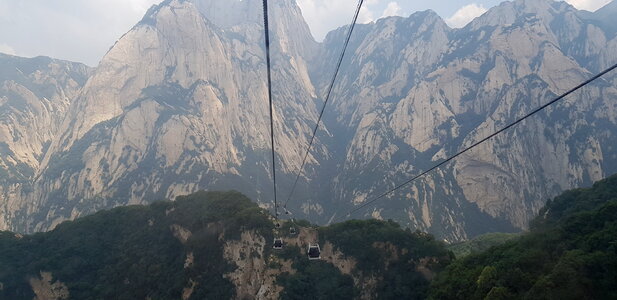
(14, 0, 323, 232)
(1, 0, 617, 241)
(0, 191, 451, 299)
(429, 173, 617, 299)
(579, 0, 617, 35)
(313, 0, 617, 240)
(0, 54, 91, 230)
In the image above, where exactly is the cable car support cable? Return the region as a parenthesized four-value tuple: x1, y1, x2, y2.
(335, 62, 617, 223)
(262, 0, 279, 219)
(283, 0, 365, 211)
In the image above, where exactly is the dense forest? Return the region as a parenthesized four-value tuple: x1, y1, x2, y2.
(0, 191, 450, 299)
(447, 233, 520, 258)
(430, 174, 617, 299)
(1, 174, 616, 299)
(0, 191, 273, 299)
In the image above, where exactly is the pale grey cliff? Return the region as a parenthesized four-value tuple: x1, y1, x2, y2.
(0, 54, 91, 230)
(19, 0, 324, 232)
(313, 0, 617, 240)
(0, 0, 616, 241)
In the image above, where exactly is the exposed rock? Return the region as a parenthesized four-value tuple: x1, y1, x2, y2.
(321, 242, 357, 275)
(170, 224, 192, 244)
(182, 279, 196, 300)
(316, 0, 617, 240)
(29, 272, 69, 300)
(184, 251, 194, 268)
(1, 0, 616, 242)
(0, 54, 90, 231)
(223, 231, 286, 300)
(416, 257, 440, 281)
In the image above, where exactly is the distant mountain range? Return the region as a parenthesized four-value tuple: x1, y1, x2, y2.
(0, 0, 616, 241)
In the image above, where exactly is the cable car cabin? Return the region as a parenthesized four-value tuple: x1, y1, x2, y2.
(289, 227, 297, 235)
(307, 243, 321, 260)
(273, 238, 283, 250)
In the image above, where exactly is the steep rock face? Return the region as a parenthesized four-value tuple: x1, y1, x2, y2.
(450, 1, 617, 228)
(0, 54, 90, 230)
(312, 0, 617, 240)
(446, 0, 617, 230)
(1, 0, 616, 242)
(29, 272, 69, 300)
(16, 0, 322, 232)
(0, 191, 451, 299)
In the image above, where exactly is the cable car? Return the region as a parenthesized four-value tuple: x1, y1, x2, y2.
(273, 238, 283, 250)
(307, 243, 321, 260)
(289, 226, 297, 235)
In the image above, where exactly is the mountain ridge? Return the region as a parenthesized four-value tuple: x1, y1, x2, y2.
(0, 0, 616, 242)
(2, 173, 616, 299)
(0, 190, 451, 299)
(0, 53, 91, 230)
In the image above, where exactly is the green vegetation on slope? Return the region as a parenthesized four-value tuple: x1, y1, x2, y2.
(447, 232, 520, 258)
(0, 190, 451, 300)
(429, 174, 617, 300)
(3, 173, 616, 299)
(319, 219, 452, 299)
(274, 219, 452, 300)
(277, 260, 356, 300)
(0, 191, 273, 300)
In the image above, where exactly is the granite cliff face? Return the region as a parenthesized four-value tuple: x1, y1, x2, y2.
(1, 0, 616, 241)
(19, 0, 323, 232)
(0, 54, 91, 230)
(312, 0, 617, 240)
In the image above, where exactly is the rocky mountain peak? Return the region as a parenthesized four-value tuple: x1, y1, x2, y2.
(24, 0, 324, 232)
(48, 0, 317, 154)
(581, 0, 617, 36)
(0, 54, 91, 172)
(467, 0, 576, 30)
(193, 0, 306, 29)
(597, 0, 617, 12)
(0, 54, 91, 230)
(141, 0, 317, 59)
(1, 0, 616, 243)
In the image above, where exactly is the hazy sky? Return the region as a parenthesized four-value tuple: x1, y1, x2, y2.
(0, 0, 612, 66)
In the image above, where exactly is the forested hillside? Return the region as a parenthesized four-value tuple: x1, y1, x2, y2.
(2, 174, 617, 299)
(429, 174, 617, 299)
(0, 191, 451, 299)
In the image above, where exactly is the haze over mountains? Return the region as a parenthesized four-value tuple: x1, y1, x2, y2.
(0, 0, 616, 241)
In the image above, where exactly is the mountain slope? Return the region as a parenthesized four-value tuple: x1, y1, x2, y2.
(1, 0, 617, 242)
(0, 54, 91, 230)
(0, 191, 451, 299)
(447, 232, 520, 258)
(429, 173, 617, 299)
(2, 174, 616, 299)
(16, 0, 325, 232)
(312, 0, 617, 240)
